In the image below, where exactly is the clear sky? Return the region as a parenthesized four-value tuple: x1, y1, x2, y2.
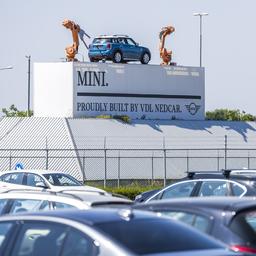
(1, 0, 256, 115)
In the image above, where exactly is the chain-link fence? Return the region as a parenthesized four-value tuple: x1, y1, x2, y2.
(1, 145, 256, 187)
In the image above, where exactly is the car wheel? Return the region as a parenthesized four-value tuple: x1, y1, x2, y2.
(113, 51, 123, 63)
(90, 58, 98, 62)
(141, 52, 150, 64)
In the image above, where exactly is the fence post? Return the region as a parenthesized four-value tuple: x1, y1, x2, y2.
(186, 150, 189, 173)
(104, 137, 107, 188)
(45, 136, 49, 170)
(82, 150, 86, 182)
(224, 135, 227, 169)
(9, 150, 12, 170)
(248, 150, 250, 169)
(217, 149, 220, 171)
(163, 137, 167, 187)
(151, 151, 154, 185)
(118, 150, 120, 188)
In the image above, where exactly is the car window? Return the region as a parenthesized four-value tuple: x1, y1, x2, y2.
(95, 218, 224, 254)
(230, 210, 256, 246)
(61, 228, 98, 256)
(11, 222, 67, 256)
(53, 202, 77, 210)
(160, 182, 197, 200)
(39, 201, 51, 211)
(160, 211, 210, 233)
(231, 182, 245, 196)
(0, 173, 24, 185)
(27, 174, 46, 187)
(0, 222, 13, 251)
(199, 181, 228, 196)
(118, 38, 126, 44)
(0, 199, 9, 214)
(9, 199, 44, 214)
(93, 38, 111, 44)
(43, 173, 81, 186)
(126, 38, 136, 46)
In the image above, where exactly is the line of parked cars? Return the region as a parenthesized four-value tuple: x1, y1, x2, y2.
(0, 168, 255, 255)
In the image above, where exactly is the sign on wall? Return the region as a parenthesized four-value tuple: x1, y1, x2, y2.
(73, 62, 205, 120)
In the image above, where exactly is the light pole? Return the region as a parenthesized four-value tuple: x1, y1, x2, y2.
(0, 66, 13, 71)
(193, 12, 208, 67)
(25, 55, 31, 117)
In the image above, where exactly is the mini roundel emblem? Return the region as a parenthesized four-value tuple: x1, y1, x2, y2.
(185, 103, 201, 115)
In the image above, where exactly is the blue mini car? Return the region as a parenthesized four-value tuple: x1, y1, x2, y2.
(88, 35, 151, 64)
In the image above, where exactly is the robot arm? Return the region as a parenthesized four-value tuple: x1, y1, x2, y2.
(62, 19, 90, 61)
(159, 26, 175, 65)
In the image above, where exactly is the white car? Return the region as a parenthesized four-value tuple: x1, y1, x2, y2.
(0, 190, 132, 215)
(0, 169, 106, 194)
(0, 190, 89, 214)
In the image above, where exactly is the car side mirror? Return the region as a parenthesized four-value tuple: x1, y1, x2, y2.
(136, 42, 139, 46)
(35, 182, 48, 189)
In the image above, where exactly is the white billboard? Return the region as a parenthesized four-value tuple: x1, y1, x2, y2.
(34, 62, 205, 120)
(73, 62, 205, 120)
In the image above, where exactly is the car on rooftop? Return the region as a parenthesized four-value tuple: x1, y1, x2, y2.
(0, 208, 244, 256)
(88, 35, 151, 64)
(134, 196, 256, 254)
(0, 169, 106, 194)
(136, 169, 256, 203)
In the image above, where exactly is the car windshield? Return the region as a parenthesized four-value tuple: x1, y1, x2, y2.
(95, 218, 224, 254)
(230, 210, 256, 246)
(43, 173, 81, 186)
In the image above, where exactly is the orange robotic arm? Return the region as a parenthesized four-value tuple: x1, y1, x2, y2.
(159, 26, 175, 65)
(62, 19, 90, 62)
(62, 19, 80, 61)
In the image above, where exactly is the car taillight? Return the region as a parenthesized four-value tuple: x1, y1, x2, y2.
(231, 245, 256, 253)
(106, 43, 111, 49)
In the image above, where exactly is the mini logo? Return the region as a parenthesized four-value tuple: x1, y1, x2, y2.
(185, 103, 201, 115)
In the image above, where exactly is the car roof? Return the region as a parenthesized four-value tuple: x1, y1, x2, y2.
(138, 196, 256, 213)
(96, 35, 129, 39)
(0, 169, 69, 175)
(62, 192, 132, 206)
(0, 189, 131, 206)
(0, 190, 89, 207)
(187, 169, 256, 180)
(5, 208, 161, 226)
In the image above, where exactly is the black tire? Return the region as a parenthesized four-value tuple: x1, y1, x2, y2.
(90, 58, 98, 62)
(112, 51, 123, 63)
(141, 52, 150, 64)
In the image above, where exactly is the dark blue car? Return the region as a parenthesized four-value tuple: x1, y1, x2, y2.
(88, 35, 151, 64)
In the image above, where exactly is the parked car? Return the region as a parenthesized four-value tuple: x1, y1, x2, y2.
(139, 170, 256, 203)
(134, 188, 160, 203)
(88, 35, 151, 64)
(0, 208, 243, 256)
(134, 196, 256, 254)
(0, 189, 132, 215)
(0, 190, 89, 214)
(0, 169, 106, 194)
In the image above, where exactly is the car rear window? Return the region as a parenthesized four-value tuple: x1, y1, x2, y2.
(93, 38, 111, 44)
(230, 210, 256, 246)
(95, 218, 223, 254)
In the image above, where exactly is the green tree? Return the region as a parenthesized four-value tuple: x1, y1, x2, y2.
(206, 109, 256, 121)
(2, 104, 33, 117)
